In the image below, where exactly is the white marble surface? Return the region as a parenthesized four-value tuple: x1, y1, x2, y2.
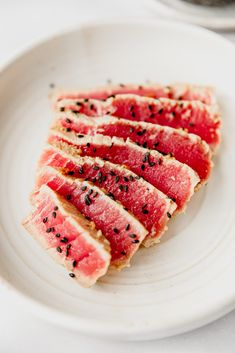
(0, 0, 235, 351)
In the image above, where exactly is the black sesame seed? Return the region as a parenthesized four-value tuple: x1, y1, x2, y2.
(150, 113, 155, 119)
(85, 216, 91, 221)
(46, 227, 52, 233)
(67, 171, 75, 175)
(148, 105, 154, 111)
(57, 246, 62, 253)
(92, 177, 97, 183)
(93, 165, 99, 170)
(158, 159, 162, 166)
(170, 197, 176, 202)
(60, 237, 69, 243)
(52, 211, 57, 218)
(107, 192, 115, 200)
(172, 112, 176, 117)
(66, 194, 72, 200)
(85, 195, 92, 206)
(129, 234, 137, 238)
(115, 176, 120, 183)
(67, 244, 71, 249)
(69, 273, 75, 278)
(43, 217, 48, 223)
(131, 111, 136, 118)
(113, 228, 119, 234)
(60, 107, 65, 112)
(84, 98, 89, 102)
(167, 212, 172, 218)
(129, 175, 134, 181)
(141, 164, 145, 171)
(143, 152, 150, 163)
(93, 192, 98, 198)
(78, 167, 84, 174)
(149, 162, 156, 167)
(77, 134, 84, 138)
(121, 250, 126, 255)
(55, 233, 61, 238)
(124, 185, 128, 192)
(124, 177, 129, 182)
(76, 102, 82, 106)
(72, 110, 78, 114)
(142, 209, 149, 214)
(109, 142, 114, 149)
(66, 118, 72, 123)
(90, 104, 94, 110)
(142, 142, 148, 148)
(54, 206, 58, 211)
(158, 108, 163, 114)
(66, 127, 71, 132)
(88, 189, 93, 196)
(86, 143, 90, 147)
(137, 129, 146, 136)
(119, 185, 123, 191)
(125, 224, 130, 231)
(189, 122, 195, 127)
(81, 185, 87, 191)
(132, 239, 140, 244)
(72, 260, 77, 268)
(102, 175, 107, 182)
(109, 170, 116, 176)
(154, 142, 159, 148)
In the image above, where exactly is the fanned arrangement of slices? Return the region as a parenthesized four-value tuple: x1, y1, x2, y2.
(23, 82, 221, 287)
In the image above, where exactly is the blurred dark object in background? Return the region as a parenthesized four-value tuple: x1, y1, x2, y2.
(183, 0, 235, 5)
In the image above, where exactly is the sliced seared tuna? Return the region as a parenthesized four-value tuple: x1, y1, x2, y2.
(55, 113, 212, 182)
(35, 167, 148, 268)
(39, 144, 176, 246)
(54, 83, 216, 105)
(56, 94, 220, 149)
(48, 130, 200, 211)
(23, 185, 111, 287)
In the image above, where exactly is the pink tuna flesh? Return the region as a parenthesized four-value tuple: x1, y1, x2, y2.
(39, 145, 176, 246)
(56, 94, 220, 149)
(55, 113, 212, 182)
(23, 185, 110, 286)
(54, 83, 216, 105)
(35, 167, 148, 268)
(48, 131, 199, 211)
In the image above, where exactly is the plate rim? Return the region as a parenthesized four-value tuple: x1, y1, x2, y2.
(1, 18, 235, 340)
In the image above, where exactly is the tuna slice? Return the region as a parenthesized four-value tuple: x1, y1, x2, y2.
(39, 144, 176, 247)
(34, 167, 148, 268)
(48, 130, 200, 211)
(22, 185, 111, 287)
(55, 113, 212, 182)
(54, 83, 216, 105)
(56, 94, 220, 149)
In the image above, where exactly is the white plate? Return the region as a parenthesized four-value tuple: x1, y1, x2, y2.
(0, 19, 235, 341)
